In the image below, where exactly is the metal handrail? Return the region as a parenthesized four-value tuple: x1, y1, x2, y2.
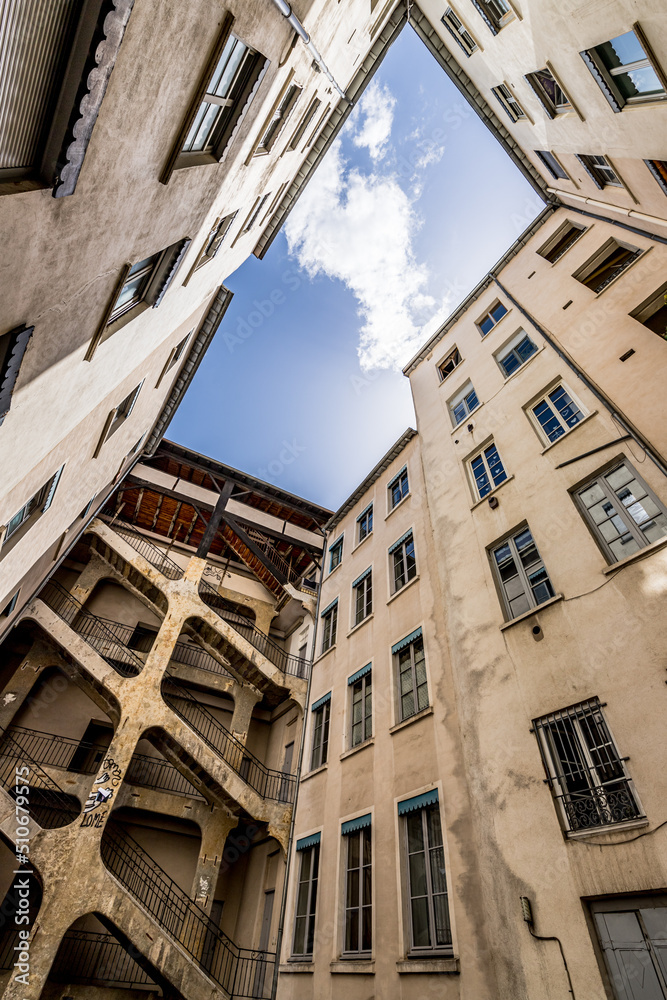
(0, 728, 80, 829)
(126, 752, 205, 800)
(199, 580, 309, 679)
(4, 725, 108, 774)
(244, 526, 298, 583)
(39, 580, 144, 677)
(102, 517, 183, 580)
(101, 824, 275, 998)
(162, 674, 296, 804)
(171, 639, 232, 678)
(50, 929, 156, 987)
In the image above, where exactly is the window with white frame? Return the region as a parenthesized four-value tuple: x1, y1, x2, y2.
(492, 83, 527, 122)
(388, 467, 409, 509)
(576, 154, 622, 189)
(349, 666, 372, 747)
(574, 460, 667, 563)
(3, 466, 64, 545)
(399, 792, 451, 954)
(292, 836, 320, 958)
(495, 330, 538, 377)
(394, 629, 428, 721)
(437, 346, 462, 382)
(630, 280, 667, 339)
(491, 526, 554, 620)
(256, 83, 301, 154)
(573, 238, 642, 293)
(471, 0, 513, 34)
(533, 698, 642, 833)
(329, 536, 343, 572)
(342, 818, 372, 956)
(525, 67, 573, 116)
(580, 29, 666, 111)
(470, 443, 507, 499)
(353, 569, 372, 626)
(390, 531, 417, 592)
(529, 383, 585, 444)
(536, 220, 586, 264)
(321, 600, 338, 652)
(441, 7, 477, 56)
(310, 695, 331, 769)
(357, 503, 373, 543)
(449, 381, 480, 426)
(477, 300, 508, 336)
(534, 150, 568, 180)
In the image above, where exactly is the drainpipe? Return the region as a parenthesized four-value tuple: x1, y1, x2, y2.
(268, 0, 352, 103)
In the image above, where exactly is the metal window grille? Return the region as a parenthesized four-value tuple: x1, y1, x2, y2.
(344, 828, 372, 955)
(492, 526, 554, 619)
(350, 673, 372, 747)
(354, 572, 372, 624)
(470, 444, 507, 499)
(292, 844, 319, 958)
(532, 384, 584, 443)
(533, 698, 642, 833)
(405, 805, 451, 952)
(310, 700, 330, 770)
(397, 636, 428, 721)
(393, 535, 417, 591)
(441, 8, 477, 56)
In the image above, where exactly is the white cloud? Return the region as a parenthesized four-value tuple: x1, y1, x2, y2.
(348, 80, 396, 162)
(285, 140, 452, 372)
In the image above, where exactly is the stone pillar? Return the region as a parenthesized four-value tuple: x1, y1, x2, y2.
(190, 812, 237, 916)
(230, 687, 262, 744)
(69, 550, 111, 606)
(184, 556, 207, 585)
(253, 602, 277, 637)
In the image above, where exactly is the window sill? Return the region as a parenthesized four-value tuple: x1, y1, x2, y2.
(451, 402, 484, 435)
(385, 493, 411, 519)
(602, 534, 667, 575)
(386, 574, 420, 604)
(313, 644, 337, 665)
(352, 532, 373, 554)
(326, 561, 342, 580)
(347, 614, 374, 638)
(437, 363, 464, 387)
(389, 705, 433, 735)
(98, 301, 150, 350)
(499, 593, 564, 631)
(478, 307, 513, 340)
(280, 962, 314, 973)
(539, 411, 598, 453)
(396, 957, 459, 974)
(330, 960, 374, 974)
(340, 738, 374, 761)
(566, 816, 648, 840)
(300, 763, 328, 783)
(470, 476, 515, 511)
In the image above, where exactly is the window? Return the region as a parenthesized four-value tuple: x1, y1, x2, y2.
(470, 0, 513, 34)
(357, 504, 373, 543)
(441, 8, 477, 56)
(342, 819, 372, 956)
(581, 28, 666, 111)
(590, 897, 667, 999)
(477, 300, 508, 336)
(292, 837, 320, 958)
(470, 444, 507, 499)
(165, 334, 191, 378)
(645, 159, 667, 196)
(3, 466, 64, 545)
(525, 67, 573, 116)
(630, 281, 667, 339)
(437, 346, 462, 381)
(399, 793, 451, 953)
(353, 569, 372, 625)
(388, 467, 409, 509)
(256, 84, 301, 154)
(349, 666, 372, 747)
(394, 630, 428, 722)
(449, 382, 480, 426)
(491, 526, 554, 619)
(574, 460, 667, 563)
(288, 97, 322, 150)
(192, 213, 237, 274)
(329, 536, 343, 572)
(310, 695, 331, 770)
(530, 383, 585, 444)
(390, 531, 417, 592)
(492, 83, 527, 122)
(536, 220, 586, 263)
(535, 150, 568, 181)
(576, 154, 622, 189)
(243, 193, 272, 234)
(0, 325, 33, 422)
(573, 238, 642, 293)
(496, 330, 538, 376)
(321, 600, 338, 652)
(533, 698, 642, 833)
(109, 254, 162, 323)
(94, 382, 144, 458)
(1, 591, 19, 617)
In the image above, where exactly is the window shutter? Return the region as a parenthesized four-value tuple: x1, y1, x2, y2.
(0, 325, 34, 420)
(397, 789, 439, 816)
(341, 814, 371, 835)
(151, 239, 192, 308)
(41, 465, 65, 512)
(295, 832, 321, 851)
(579, 50, 622, 112)
(470, 0, 498, 34)
(575, 154, 604, 189)
(311, 692, 331, 712)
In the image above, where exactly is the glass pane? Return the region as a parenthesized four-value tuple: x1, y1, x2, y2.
(114, 274, 147, 313)
(411, 897, 431, 947)
(345, 907, 359, 952)
(433, 893, 451, 946)
(465, 388, 479, 411)
(417, 681, 429, 712)
(549, 385, 582, 428)
(472, 454, 491, 497)
(406, 814, 424, 853)
(617, 66, 663, 99)
(501, 350, 520, 377)
(362, 905, 372, 951)
(209, 36, 245, 96)
(293, 915, 305, 954)
(533, 399, 563, 442)
(430, 847, 447, 893)
(190, 102, 221, 151)
(603, 31, 646, 67)
(182, 103, 208, 151)
(479, 315, 494, 335)
(491, 302, 507, 323)
(452, 401, 467, 424)
(348, 832, 360, 869)
(427, 806, 443, 847)
(409, 853, 427, 896)
(347, 868, 359, 905)
(485, 444, 506, 487)
(579, 482, 606, 508)
(363, 866, 372, 905)
(516, 336, 537, 362)
(402, 690, 415, 718)
(609, 534, 641, 561)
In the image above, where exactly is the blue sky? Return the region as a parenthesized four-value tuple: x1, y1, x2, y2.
(170, 26, 542, 511)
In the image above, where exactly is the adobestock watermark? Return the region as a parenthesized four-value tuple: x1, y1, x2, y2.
(256, 439, 306, 481)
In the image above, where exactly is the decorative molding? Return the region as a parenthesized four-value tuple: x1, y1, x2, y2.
(151, 239, 192, 308)
(0, 325, 34, 420)
(579, 49, 621, 112)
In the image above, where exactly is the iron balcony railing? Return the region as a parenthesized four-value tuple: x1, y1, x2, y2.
(103, 518, 183, 580)
(40, 580, 144, 677)
(551, 773, 642, 832)
(0, 728, 80, 829)
(4, 725, 108, 774)
(163, 674, 296, 804)
(126, 752, 205, 800)
(50, 929, 156, 988)
(171, 638, 232, 678)
(199, 580, 308, 679)
(243, 525, 299, 584)
(101, 824, 274, 999)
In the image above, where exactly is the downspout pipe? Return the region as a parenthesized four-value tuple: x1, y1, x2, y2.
(269, 0, 352, 103)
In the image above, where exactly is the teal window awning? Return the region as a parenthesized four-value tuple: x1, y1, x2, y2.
(311, 692, 331, 712)
(329, 535, 343, 552)
(348, 663, 372, 686)
(296, 832, 321, 851)
(352, 566, 372, 588)
(388, 529, 413, 554)
(398, 789, 439, 816)
(392, 627, 422, 654)
(321, 598, 338, 617)
(388, 464, 407, 488)
(342, 813, 371, 835)
(356, 502, 373, 521)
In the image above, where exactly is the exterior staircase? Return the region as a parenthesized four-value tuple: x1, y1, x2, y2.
(0, 727, 80, 829)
